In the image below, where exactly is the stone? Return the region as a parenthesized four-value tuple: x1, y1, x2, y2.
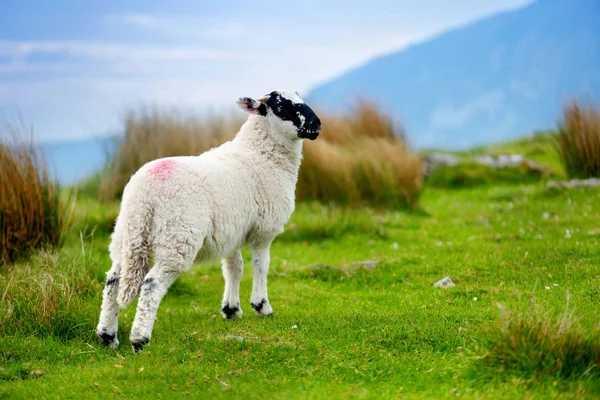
(433, 276, 456, 288)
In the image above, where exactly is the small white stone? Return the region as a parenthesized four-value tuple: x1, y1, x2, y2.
(545, 286, 550, 290)
(433, 276, 456, 288)
(554, 283, 559, 287)
(473, 297, 478, 301)
(291, 325, 298, 329)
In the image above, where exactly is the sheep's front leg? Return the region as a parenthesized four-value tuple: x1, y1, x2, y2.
(250, 246, 273, 316)
(220, 250, 244, 320)
(96, 262, 121, 348)
(130, 266, 180, 353)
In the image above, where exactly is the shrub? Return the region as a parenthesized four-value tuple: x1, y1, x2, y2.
(299, 101, 422, 209)
(481, 298, 600, 379)
(99, 101, 423, 209)
(0, 126, 72, 265)
(554, 101, 600, 179)
(425, 162, 544, 188)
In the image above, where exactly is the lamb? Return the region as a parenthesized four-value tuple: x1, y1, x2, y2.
(96, 90, 322, 352)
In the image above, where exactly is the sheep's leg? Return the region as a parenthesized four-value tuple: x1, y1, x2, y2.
(220, 250, 244, 320)
(250, 246, 273, 316)
(96, 262, 121, 349)
(129, 266, 180, 353)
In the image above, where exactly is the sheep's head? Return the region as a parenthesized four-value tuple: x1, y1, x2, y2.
(237, 90, 321, 140)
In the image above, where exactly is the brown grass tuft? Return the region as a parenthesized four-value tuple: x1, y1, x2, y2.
(99, 101, 423, 209)
(0, 125, 72, 265)
(554, 100, 600, 178)
(299, 101, 422, 208)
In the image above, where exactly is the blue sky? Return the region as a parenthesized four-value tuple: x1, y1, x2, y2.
(0, 0, 532, 142)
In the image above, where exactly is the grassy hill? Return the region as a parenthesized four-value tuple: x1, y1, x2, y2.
(3, 108, 600, 399)
(2, 177, 600, 398)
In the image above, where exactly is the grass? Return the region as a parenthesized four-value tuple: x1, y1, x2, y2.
(0, 126, 72, 265)
(426, 161, 546, 188)
(421, 131, 564, 189)
(0, 249, 103, 340)
(2, 180, 600, 398)
(458, 131, 564, 176)
(554, 101, 600, 179)
(481, 295, 600, 379)
(99, 102, 422, 209)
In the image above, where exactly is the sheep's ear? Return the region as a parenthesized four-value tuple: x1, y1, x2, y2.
(237, 97, 267, 116)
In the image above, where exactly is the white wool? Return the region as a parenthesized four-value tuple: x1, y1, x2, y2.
(96, 100, 308, 351)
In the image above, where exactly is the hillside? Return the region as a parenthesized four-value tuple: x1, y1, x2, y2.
(3, 182, 600, 398)
(307, 0, 600, 149)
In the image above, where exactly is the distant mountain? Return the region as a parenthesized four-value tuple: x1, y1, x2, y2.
(307, 0, 600, 149)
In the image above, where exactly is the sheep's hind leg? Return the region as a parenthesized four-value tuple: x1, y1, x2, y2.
(129, 266, 181, 353)
(220, 250, 244, 319)
(96, 262, 121, 348)
(250, 246, 274, 316)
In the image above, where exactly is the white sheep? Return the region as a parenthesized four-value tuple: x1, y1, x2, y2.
(96, 90, 322, 352)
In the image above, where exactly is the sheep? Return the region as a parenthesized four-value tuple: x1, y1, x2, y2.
(96, 90, 322, 352)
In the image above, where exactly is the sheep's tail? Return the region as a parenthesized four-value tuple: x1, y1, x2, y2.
(116, 186, 154, 308)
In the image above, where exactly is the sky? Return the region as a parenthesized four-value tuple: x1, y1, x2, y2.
(0, 0, 532, 142)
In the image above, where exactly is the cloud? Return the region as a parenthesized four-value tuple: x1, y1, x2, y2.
(0, 40, 232, 63)
(104, 13, 246, 41)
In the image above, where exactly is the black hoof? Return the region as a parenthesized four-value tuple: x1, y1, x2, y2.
(131, 337, 149, 353)
(251, 299, 267, 312)
(98, 331, 116, 347)
(221, 304, 240, 319)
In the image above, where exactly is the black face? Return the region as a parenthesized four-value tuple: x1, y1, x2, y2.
(264, 91, 322, 140)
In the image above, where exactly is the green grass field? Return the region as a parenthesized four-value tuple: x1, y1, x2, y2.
(2, 178, 600, 398)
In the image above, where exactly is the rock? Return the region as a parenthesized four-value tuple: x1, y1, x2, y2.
(547, 178, 600, 190)
(422, 152, 462, 176)
(433, 276, 456, 288)
(546, 181, 562, 189)
(347, 260, 381, 270)
(520, 159, 544, 173)
(474, 154, 541, 172)
(424, 152, 545, 177)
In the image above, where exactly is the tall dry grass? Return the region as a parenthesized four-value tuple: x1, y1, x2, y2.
(99, 101, 422, 209)
(0, 126, 72, 264)
(299, 101, 422, 208)
(554, 101, 600, 178)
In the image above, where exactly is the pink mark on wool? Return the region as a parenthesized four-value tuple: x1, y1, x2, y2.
(148, 159, 177, 180)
